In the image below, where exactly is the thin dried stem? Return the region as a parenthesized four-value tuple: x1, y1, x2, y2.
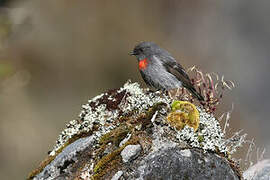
(184, 66, 235, 113)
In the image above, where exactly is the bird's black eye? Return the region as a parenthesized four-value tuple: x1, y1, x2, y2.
(138, 48, 143, 52)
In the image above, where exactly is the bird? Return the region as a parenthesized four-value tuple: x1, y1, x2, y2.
(130, 41, 204, 101)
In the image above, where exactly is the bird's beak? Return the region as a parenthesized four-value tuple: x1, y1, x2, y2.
(128, 51, 135, 56)
(129, 50, 136, 56)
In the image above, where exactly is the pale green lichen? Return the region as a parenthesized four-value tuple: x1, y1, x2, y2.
(29, 80, 246, 179)
(49, 81, 171, 156)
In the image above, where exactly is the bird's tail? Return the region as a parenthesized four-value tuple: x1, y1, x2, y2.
(187, 86, 204, 101)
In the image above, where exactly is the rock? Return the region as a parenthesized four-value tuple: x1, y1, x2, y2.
(179, 149, 192, 157)
(131, 147, 238, 180)
(34, 136, 95, 180)
(243, 159, 270, 180)
(111, 171, 123, 180)
(28, 81, 243, 180)
(119, 133, 131, 147)
(121, 144, 142, 163)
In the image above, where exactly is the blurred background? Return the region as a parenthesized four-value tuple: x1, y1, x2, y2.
(0, 0, 270, 179)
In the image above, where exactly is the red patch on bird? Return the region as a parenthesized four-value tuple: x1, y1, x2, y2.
(139, 58, 148, 70)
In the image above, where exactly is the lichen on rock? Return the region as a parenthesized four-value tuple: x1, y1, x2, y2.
(121, 144, 142, 163)
(28, 80, 243, 180)
(49, 80, 171, 156)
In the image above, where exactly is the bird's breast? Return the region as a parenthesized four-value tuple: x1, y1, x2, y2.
(138, 58, 148, 70)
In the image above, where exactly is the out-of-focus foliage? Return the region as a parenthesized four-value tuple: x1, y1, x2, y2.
(0, 63, 13, 77)
(0, 13, 13, 78)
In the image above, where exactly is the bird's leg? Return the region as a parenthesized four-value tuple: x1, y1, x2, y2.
(159, 89, 174, 100)
(167, 90, 173, 100)
(148, 88, 156, 93)
(160, 89, 168, 97)
(176, 88, 180, 99)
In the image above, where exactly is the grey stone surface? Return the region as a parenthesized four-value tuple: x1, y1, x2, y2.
(111, 171, 123, 180)
(119, 133, 131, 147)
(243, 159, 270, 180)
(34, 136, 95, 180)
(121, 144, 142, 163)
(130, 147, 239, 180)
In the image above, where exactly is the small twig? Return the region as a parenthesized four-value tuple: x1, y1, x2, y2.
(222, 103, 234, 134)
(119, 91, 128, 109)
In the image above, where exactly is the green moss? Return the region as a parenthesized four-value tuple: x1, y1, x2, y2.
(93, 145, 124, 174)
(133, 102, 166, 129)
(92, 158, 122, 180)
(198, 135, 204, 143)
(92, 136, 140, 179)
(99, 102, 165, 145)
(99, 124, 131, 146)
(146, 102, 167, 118)
(171, 100, 181, 111)
(29, 101, 162, 179)
(92, 117, 150, 179)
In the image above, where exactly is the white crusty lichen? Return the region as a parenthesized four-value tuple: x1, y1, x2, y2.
(49, 80, 245, 157)
(49, 80, 171, 156)
(168, 105, 246, 155)
(118, 81, 171, 113)
(174, 107, 228, 153)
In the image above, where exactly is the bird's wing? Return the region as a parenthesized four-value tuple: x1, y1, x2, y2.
(163, 59, 204, 101)
(167, 62, 193, 88)
(152, 54, 204, 101)
(154, 55, 192, 86)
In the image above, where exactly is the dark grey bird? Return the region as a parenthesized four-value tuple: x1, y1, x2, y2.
(130, 41, 204, 101)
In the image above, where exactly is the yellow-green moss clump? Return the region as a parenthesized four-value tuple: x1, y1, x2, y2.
(167, 101, 199, 131)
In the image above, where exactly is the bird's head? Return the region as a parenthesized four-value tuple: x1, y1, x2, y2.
(130, 42, 161, 61)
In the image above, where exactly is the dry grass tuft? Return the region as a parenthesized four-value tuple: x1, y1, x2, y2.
(173, 66, 235, 113)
